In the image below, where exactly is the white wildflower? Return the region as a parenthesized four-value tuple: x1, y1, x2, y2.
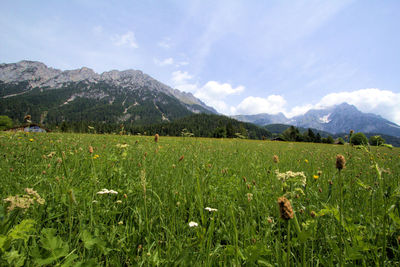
(96, 189, 118, 195)
(275, 170, 307, 186)
(204, 207, 218, 212)
(189, 221, 198, 227)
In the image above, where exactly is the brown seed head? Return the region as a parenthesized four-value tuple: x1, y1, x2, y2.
(88, 146, 94, 154)
(273, 155, 279, 163)
(277, 196, 294, 220)
(336, 154, 346, 170)
(154, 134, 159, 142)
(310, 211, 316, 218)
(179, 155, 184, 162)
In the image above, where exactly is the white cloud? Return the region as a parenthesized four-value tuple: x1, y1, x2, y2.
(171, 71, 244, 114)
(199, 81, 244, 98)
(112, 31, 138, 48)
(236, 95, 287, 115)
(154, 57, 174, 66)
(158, 38, 172, 49)
(176, 61, 189, 67)
(171, 70, 193, 85)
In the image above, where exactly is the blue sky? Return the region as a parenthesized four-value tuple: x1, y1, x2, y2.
(1, 0, 400, 124)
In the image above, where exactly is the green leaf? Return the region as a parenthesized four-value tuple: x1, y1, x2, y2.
(8, 219, 35, 242)
(3, 249, 25, 267)
(35, 228, 69, 266)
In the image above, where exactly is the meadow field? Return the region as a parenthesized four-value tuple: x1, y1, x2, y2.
(0, 132, 399, 266)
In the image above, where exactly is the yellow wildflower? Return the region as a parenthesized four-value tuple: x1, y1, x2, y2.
(29, 138, 34, 142)
(313, 175, 319, 180)
(304, 159, 309, 163)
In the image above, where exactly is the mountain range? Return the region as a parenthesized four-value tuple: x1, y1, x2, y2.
(0, 60, 216, 125)
(233, 103, 400, 137)
(1, 60, 399, 139)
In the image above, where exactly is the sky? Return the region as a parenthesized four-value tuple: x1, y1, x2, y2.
(1, 0, 400, 124)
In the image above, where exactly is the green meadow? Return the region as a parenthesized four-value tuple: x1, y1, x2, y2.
(0, 132, 400, 266)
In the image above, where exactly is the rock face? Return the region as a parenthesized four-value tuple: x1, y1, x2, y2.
(0, 60, 215, 111)
(233, 103, 400, 137)
(0, 60, 216, 124)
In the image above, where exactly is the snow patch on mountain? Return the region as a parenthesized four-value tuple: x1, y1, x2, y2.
(319, 113, 331, 123)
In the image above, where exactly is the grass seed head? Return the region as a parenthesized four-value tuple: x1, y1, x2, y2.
(336, 154, 346, 170)
(154, 134, 159, 142)
(277, 196, 294, 220)
(273, 155, 279, 163)
(88, 146, 94, 154)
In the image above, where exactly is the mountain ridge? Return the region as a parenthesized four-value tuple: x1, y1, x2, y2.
(0, 60, 216, 113)
(233, 103, 400, 137)
(0, 60, 217, 125)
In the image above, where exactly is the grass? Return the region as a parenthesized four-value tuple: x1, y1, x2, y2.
(0, 131, 400, 266)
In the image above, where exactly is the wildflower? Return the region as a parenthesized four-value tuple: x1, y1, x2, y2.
(310, 211, 316, 218)
(97, 189, 118, 195)
(336, 154, 346, 170)
(247, 193, 253, 202)
(92, 200, 98, 203)
(116, 143, 129, 148)
(317, 170, 322, 176)
(123, 194, 128, 199)
(267, 217, 273, 223)
(277, 196, 294, 220)
(29, 138, 34, 142)
(118, 221, 124, 225)
(116, 200, 122, 204)
(154, 134, 159, 142)
(47, 151, 56, 158)
(189, 221, 198, 227)
(25, 188, 45, 204)
(93, 154, 100, 159)
(313, 175, 319, 180)
(275, 170, 307, 186)
(304, 159, 309, 163)
(88, 146, 94, 154)
(4, 195, 33, 211)
(4, 188, 45, 212)
(273, 155, 279, 163)
(204, 207, 218, 212)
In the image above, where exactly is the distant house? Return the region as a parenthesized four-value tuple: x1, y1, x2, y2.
(7, 123, 49, 133)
